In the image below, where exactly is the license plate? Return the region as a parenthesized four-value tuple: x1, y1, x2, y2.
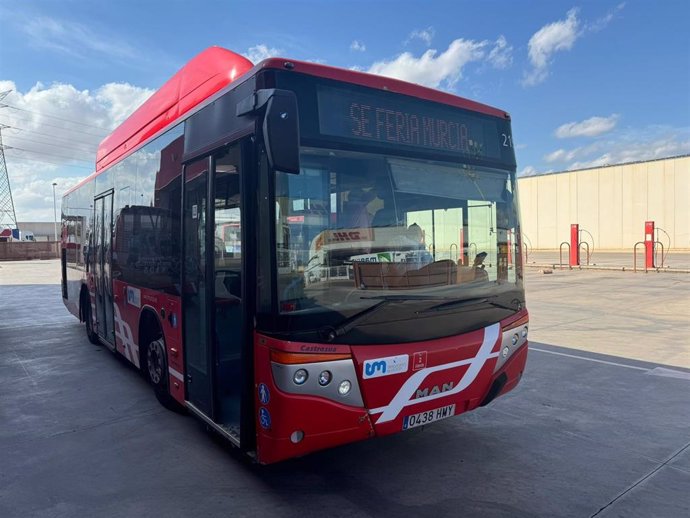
(402, 404, 456, 430)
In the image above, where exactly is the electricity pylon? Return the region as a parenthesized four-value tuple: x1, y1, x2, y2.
(0, 90, 18, 232)
(0, 121, 18, 232)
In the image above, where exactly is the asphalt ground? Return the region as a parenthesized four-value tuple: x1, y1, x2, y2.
(1, 260, 689, 518)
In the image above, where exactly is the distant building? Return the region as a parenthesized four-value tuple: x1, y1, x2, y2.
(517, 155, 689, 251)
(16, 222, 57, 242)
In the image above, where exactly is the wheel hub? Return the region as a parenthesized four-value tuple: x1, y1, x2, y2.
(147, 340, 164, 384)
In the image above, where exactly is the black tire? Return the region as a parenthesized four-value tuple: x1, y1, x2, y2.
(145, 336, 185, 414)
(83, 294, 100, 345)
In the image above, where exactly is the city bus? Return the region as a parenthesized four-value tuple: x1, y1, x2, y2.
(61, 46, 528, 464)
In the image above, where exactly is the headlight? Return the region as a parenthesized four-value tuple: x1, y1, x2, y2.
(338, 380, 352, 395)
(293, 369, 308, 385)
(318, 370, 332, 386)
(512, 333, 519, 346)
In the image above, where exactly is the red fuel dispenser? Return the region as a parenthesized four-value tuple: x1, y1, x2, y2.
(570, 224, 580, 266)
(645, 221, 655, 269)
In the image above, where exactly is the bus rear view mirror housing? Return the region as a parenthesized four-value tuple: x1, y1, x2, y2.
(237, 89, 300, 175)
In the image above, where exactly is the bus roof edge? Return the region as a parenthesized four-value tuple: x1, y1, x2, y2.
(95, 47, 253, 173)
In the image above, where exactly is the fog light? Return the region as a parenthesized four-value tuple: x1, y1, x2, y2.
(512, 333, 519, 346)
(338, 380, 352, 395)
(522, 326, 528, 338)
(293, 369, 308, 385)
(318, 370, 332, 386)
(290, 430, 304, 443)
(501, 346, 510, 358)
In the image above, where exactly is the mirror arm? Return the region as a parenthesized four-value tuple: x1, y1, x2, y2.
(236, 89, 280, 116)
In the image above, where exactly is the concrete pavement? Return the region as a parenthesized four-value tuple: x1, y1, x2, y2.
(1, 260, 688, 517)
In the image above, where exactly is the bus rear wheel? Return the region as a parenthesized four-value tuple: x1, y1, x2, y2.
(83, 294, 100, 345)
(145, 336, 185, 413)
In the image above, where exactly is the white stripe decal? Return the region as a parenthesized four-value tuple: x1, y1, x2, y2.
(370, 323, 501, 424)
(113, 304, 140, 368)
(169, 367, 184, 382)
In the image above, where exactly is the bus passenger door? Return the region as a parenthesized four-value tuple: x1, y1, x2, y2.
(182, 158, 214, 416)
(182, 145, 245, 442)
(93, 191, 115, 348)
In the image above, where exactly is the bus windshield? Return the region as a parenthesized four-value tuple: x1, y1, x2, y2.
(273, 147, 523, 341)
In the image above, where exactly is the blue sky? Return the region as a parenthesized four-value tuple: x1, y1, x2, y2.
(0, 0, 689, 220)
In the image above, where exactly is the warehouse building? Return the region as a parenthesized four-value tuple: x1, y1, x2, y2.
(517, 155, 690, 251)
(15, 222, 57, 242)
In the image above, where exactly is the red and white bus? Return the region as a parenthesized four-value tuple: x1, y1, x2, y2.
(61, 47, 528, 464)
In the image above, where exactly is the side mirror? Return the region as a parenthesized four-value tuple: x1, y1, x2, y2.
(237, 89, 300, 175)
(263, 91, 300, 174)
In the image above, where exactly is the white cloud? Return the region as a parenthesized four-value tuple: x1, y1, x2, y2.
(586, 2, 626, 32)
(523, 9, 581, 86)
(350, 40, 366, 52)
(519, 166, 539, 177)
(555, 114, 620, 138)
(541, 126, 690, 172)
(0, 79, 153, 221)
(543, 143, 601, 163)
(407, 27, 436, 46)
(11, 170, 84, 222)
(96, 83, 154, 127)
(568, 135, 690, 170)
(544, 149, 568, 163)
(367, 38, 489, 90)
(488, 35, 513, 69)
(244, 44, 282, 64)
(522, 5, 626, 87)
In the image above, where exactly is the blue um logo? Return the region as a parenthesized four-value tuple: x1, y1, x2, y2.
(365, 361, 387, 377)
(363, 355, 409, 379)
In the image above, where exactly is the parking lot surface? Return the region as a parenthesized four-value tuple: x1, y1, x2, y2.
(1, 260, 689, 517)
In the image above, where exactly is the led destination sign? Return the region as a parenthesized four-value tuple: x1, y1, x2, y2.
(317, 86, 507, 161)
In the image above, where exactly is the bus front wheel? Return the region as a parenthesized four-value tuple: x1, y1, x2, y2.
(145, 336, 185, 413)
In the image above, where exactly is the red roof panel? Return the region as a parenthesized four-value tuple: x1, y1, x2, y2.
(95, 47, 253, 172)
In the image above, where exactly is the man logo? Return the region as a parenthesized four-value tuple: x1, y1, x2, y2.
(414, 382, 454, 399)
(363, 355, 409, 379)
(365, 361, 387, 377)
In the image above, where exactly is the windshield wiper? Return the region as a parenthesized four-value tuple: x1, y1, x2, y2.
(419, 296, 523, 313)
(320, 298, 403, 342)
(321, 294, 446, 341)
(319, 295, 521, 341)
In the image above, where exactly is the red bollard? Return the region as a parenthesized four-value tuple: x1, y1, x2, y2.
(645, 221, 655, 268)
(570, 224, 580, 266)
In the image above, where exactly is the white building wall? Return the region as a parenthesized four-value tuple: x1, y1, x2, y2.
(517, 155, 690, 250)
